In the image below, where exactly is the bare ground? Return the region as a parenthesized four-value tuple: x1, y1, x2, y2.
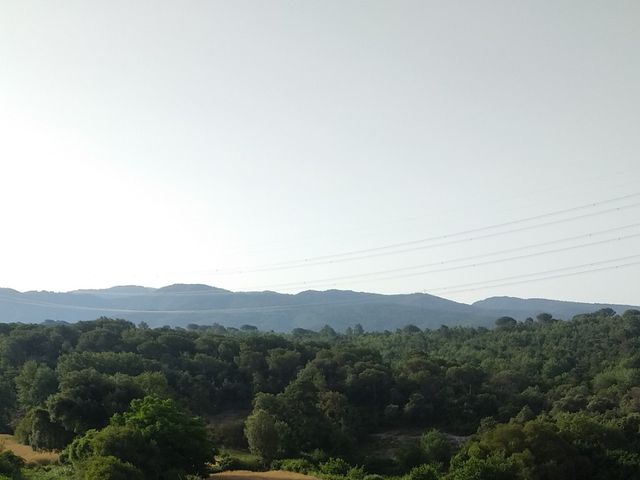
(211, 470, 318, 480)
(0, 434, 59, 465)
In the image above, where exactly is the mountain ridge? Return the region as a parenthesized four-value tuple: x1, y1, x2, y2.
(0, 284, 636, 331)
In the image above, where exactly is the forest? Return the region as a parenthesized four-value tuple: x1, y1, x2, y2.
(0, 308, 639, 479)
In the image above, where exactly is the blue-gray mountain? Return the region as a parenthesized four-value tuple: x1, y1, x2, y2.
(0, 285, 636, 331)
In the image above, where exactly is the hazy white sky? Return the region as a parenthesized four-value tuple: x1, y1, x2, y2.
(1, 1, 639, 305)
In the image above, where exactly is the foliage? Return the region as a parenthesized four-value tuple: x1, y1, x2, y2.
(20, 465, 75, 480)
(244, 409, 291, 461)
(318, 457, 352, 475)
(404, 464, 439, 480)
(0, 309, 638, 479)
(77, 455, 143, 480)
(0, 449, 24, 479)
(14, 408, 72, 451)
(419, 430, 451, 468)
(64, 396, 213, 479)
(271, 458, 313, 473)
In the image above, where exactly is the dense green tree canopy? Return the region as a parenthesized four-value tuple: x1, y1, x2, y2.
(0, 308, 638, 479)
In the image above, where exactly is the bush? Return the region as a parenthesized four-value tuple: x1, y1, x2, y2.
(419, 430, 451, 466)
(21, 464, 75, 480)
(0, 449, 25, 477)
(447, 454, 518, 480)
(319, 457, 351, 475)
(272, 458, 313, 473)
(405, 464, 439, 480)
(346, 466, 365, 480)
(214, 453, 241, 472)
(363, 475, 385, 480)
(78, 455, 144, 480)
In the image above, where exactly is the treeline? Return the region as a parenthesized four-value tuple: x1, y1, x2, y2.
(0, 309, 638, 479)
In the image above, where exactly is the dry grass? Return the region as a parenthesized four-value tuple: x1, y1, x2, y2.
(211, 470, 318, 480)
(0, 434, 59, 465)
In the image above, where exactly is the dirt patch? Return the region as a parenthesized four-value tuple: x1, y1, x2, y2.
(211, 470, 318, 480)
(0, 434, 59, 465)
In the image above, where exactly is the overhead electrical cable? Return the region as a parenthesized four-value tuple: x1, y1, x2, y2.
(222, 191, 640, 271)
(426, 254, 640, 293)
(213, 199, 640, 275)
(246, 230, 640, 290)
(244, 223, 640, 289)
(432, 260, 640, 296)
(186, 173, 638, 260)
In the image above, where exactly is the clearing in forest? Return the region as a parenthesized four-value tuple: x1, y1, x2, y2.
(0, 434, 59, 464)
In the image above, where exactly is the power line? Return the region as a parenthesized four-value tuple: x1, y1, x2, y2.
(427, 254, 640, 293)
(436, 261, 640, 297)
(214, 199, 640, 275)
(226, 191, 640, 271)
(197, 172, 638, 260)
(244, 225, 640, 290)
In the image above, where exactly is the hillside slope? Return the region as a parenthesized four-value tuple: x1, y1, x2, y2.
(0, 285, 636, 330)
(0, 285, 494, 330)
(473, 296, 639, 320)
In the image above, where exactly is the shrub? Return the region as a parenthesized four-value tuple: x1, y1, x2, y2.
(346, 466, 365, 480)
(214, 453, 241, 472)
(22, 464, 76, 480)
(78, 455, 144, 480)
(405, 464, 439, 480)
(419, 430, 452, 466)
(363, 475, 385, 480)
(272, 458, 313, 473)
(319, 457, 351, 475)
(0, 449, 25, 477)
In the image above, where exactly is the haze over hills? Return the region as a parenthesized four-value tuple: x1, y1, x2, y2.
(0, 284, 636, 331)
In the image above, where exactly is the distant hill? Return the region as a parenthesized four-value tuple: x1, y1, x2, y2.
(154, 284, 231, 294)
(473, 296, 639, 320)
(70, 285, 157, 296)
(0, 285, 636, 331)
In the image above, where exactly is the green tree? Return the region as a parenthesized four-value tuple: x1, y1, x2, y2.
(15, 361, 58, 409)
(15, 407, 72, 450)
(114, 396, 213, 478)
(494, 317, 517, 330)
(244, 409, 291, 461)
(66, 395, 213, 480)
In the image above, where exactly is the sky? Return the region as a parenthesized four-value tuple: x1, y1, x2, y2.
(0, 1, 639, 305)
